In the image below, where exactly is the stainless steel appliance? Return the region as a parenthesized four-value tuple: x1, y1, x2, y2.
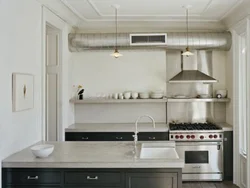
(169, 123, 223, 181)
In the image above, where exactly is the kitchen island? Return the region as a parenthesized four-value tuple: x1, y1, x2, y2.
(2, 141, 184, 188)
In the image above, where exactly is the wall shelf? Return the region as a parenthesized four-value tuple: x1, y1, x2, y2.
(167, 98, 230, 103)
(70, 98, 230, 104)
(70, 98, 168, 104)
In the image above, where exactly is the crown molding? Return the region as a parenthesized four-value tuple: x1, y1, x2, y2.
(222, 0, 250, 28)
(36, 0, 82, 26)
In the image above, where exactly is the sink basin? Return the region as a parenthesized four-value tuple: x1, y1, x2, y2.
(139, 142, 179, 159)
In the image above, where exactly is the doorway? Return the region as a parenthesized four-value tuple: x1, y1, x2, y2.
(45, 24, 61, 141)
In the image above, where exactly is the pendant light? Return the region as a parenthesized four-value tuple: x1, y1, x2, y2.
(110, 5, 123, 58)
(182, 5, 194, 56)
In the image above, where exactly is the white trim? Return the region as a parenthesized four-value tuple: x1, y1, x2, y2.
(232, 17, 250, 187)
(232, 28, 240, 186)
(246, 17, 250, 188)
(41, 6, 67, 141)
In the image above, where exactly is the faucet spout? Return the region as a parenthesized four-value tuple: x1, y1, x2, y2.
(135, 115, 156, 134)
(133, 115, 156, 155)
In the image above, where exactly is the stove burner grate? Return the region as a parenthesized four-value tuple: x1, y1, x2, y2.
(169, 122, 221, 131)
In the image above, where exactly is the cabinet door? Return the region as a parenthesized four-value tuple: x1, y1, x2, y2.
(223, 131, 233, 180)
(138, 132, 169, 141)
(65, 171, 121, 185)
(126, 173, 178, 188)
(5, 170, 61, 185)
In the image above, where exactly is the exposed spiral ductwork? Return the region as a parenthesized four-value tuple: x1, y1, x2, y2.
(69, 32, 232, 52)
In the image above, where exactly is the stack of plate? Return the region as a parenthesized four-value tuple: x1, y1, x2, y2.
(172, 95, 191, 99)
(150, 91, 164, 99)
(139, 92, 150, 99)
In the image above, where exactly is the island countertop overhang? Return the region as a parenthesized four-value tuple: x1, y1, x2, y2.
(2, 141, 184, 169)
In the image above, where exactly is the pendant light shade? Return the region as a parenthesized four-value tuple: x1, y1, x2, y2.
(110, 49, 123, 58)
(182, 5, 194, 57)
(110, 5, 122, 58)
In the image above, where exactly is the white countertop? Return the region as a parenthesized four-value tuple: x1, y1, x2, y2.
(216, 122, 233, 131)
(2, 141, 184, 169)
(65, 123, 169, 132)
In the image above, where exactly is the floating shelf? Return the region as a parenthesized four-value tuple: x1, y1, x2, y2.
(167, 98, 230, 103)
(70, 98, 168, 104)
(70, 98, 230, 104)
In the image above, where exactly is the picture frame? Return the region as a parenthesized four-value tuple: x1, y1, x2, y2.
(12, 73, 34, 112)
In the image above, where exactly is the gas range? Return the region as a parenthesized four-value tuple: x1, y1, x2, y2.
(169, 122, 223, 141)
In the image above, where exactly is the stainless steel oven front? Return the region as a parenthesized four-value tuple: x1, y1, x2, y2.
(176, 141, 223, 181)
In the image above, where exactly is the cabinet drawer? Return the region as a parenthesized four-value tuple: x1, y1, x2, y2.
(65, 132, 99, 141)
(65, 132, 133, 141)
(65, 172, 121, 185)
(138, 132, 169, 141)
(5, 170, 61, 185)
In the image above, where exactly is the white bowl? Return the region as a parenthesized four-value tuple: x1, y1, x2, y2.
(124, 92, 131, 99)
(139, 92, 149, 99)
(131, 92, 139, 99)
(31, 144, 54, 158)
(216, 90, 227, 98)
(151, 90, 164, 95)
(150, 93, 163, 99)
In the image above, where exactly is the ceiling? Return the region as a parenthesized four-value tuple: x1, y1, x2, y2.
(45, 0, 244, 31)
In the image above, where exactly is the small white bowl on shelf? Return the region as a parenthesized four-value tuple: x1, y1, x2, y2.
(150, 90, 164, 99)
(31, 144, 54, 158)
(139, 92, 150, 99)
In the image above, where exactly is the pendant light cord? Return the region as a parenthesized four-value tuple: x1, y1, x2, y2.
(115, 8, 118, 50)
(186, 8, 189, 48)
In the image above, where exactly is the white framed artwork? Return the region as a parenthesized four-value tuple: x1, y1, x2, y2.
(12, 73, 34, 112)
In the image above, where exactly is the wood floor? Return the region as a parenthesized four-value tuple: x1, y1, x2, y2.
(182, 181, 239, 188)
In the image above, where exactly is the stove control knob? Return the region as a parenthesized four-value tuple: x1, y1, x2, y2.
(214, 135, 218, 139)
(187, 135, 190, 139)
(209, 135, 213, 139)
(200, 135, 204, 139)
(191, 135, 195, 139)
(175, 135, 179, 139)
(180, 135, 184, 139)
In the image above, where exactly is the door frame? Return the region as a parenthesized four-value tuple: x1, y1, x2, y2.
(232, 16, 250, 187)
(41, 7, 66, 141)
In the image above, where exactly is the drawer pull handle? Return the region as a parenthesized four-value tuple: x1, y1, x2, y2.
(82, 137, 89, 140)
(27, 176, 39, 180)
(192, 166, 201, 169)
(87, 176, 98, 180)
(148, 137, 156, 140)
(116, 137, 123, 140)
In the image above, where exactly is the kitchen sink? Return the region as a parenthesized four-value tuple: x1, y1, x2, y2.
(139, 142, 179, 159)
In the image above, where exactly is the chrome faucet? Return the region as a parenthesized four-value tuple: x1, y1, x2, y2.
(133, 115, 156, 152)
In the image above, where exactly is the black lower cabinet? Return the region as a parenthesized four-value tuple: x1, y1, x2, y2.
(3, 168, 181, 188)
(126, 172, 180, 188)
(223, 131, 233, 181)
(65, 132, 134, 141)
(5, 185, 61, 188)
(65, 132, 169, 141)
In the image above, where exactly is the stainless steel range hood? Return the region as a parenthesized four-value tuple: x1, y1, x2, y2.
(169, 51, 217, 83)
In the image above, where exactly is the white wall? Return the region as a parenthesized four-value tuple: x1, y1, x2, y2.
(0, 0, 42, 186)
(71, 50, 167, 123)
(0, 1, 72, 186)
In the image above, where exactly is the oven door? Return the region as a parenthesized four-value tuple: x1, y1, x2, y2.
(176, 142, 223, 174)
